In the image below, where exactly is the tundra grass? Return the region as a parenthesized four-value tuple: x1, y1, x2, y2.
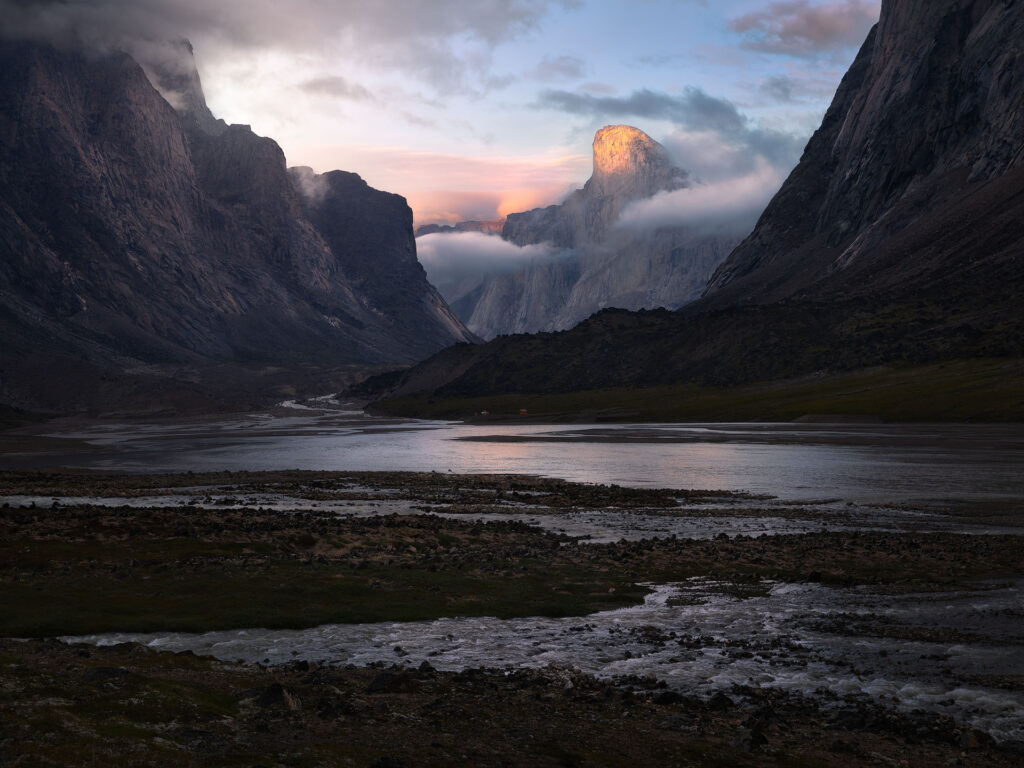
(373, 358, 1024, 422)
(2, 508, 1022, 636)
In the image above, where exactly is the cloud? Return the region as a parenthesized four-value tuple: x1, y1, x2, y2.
(535, 83, 806, 235)
(616, 158, 784, 235)
(416, 231, 572, 288)
(730, 0, 880, 57)
(535, 84, 805, 175)
(405, 182, 577, 228)
(291, 144, 589, 225)
(288, 166, 328, 204)
(299, 75, 373, 101)
(531, 54, 586, 81)
(409, 191, 504, 227)
(0, 0, 582, 94)
(761, 74, 796, 102)
(537, 86, 749, 136)
(579, 81, 617, 95)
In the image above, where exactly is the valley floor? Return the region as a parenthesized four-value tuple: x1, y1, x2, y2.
(371, 358, 1024, 423)
(1, 470, 1022, 767)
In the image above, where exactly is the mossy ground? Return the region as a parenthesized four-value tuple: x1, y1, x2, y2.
(2, 638, 1019, 768)
(1, 470, 1022, 766)
(373, 358, 1024, 422)
(1, 471, 1021, 636)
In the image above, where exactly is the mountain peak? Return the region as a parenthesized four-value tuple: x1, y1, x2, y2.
(142, 38, 222, 134)
(588, 125, 687, 198)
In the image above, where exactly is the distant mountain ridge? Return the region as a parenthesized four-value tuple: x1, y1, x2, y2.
(358, 0, 1024, 414)
(415, 219, 504, 237)
(0, 39, 475, 412)
(425, 125, 739, 339)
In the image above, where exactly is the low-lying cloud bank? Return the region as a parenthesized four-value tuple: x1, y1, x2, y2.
(616, 158, 785, 235)
(417, 231, 572, 289)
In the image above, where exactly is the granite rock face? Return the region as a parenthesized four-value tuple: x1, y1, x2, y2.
(0, 40, 473, 410)
(704, 0, 1024, 306)
(447, 126, 737, 339)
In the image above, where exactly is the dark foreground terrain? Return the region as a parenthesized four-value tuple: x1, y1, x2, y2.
(1, 470, 1022, 766)
(6, 637, 1020, 768)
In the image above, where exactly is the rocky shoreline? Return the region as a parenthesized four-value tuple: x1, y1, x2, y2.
(4, 637, 1020, 768)
(1, 469, 1022, 766)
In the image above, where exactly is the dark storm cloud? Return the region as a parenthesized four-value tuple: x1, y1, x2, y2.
(730, 0, 879, 57)
(0, 0, 582, 92)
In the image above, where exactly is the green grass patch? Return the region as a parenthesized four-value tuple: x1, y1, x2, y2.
(375, 358, 1024, 422)
(0, 558, 646, 636)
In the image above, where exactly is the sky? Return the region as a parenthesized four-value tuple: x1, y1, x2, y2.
(2, 0, 881, 226)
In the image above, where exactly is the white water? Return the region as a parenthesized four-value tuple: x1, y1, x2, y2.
(73, 578, 1024, 744)
(11, 406, 1022, 742)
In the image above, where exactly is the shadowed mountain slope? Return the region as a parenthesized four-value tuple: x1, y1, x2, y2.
(0, 40, 473, 412)
(704, 0, 1024, 306)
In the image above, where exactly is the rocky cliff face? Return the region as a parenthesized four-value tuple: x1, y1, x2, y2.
(704, 0, 1024, 307)
(0, 40, 474, 411)
(448, 126, 736, 339)
(502, 125, 688, 249)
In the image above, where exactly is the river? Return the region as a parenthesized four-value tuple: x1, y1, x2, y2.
(10, 404, 1024, 503)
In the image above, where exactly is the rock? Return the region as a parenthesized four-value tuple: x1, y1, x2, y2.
(366, 758, 407, 768)
(253, 682, 302, 711)
(357, 0, 1024, 406)
(704, 0, 1024, 311)
(829, 738, 863, 755)
(365, 671, 417, 694)
(0, 39, 475, 413)
(437, 126, 738, 339)
(653, 690, 685, 706)
(655, 715, 699, 732)
(707, 691, 734, 711)
(82, 666, 128, 684)
(731, 726, 767, 752)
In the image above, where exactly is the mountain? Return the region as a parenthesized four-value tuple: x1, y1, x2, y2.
(427, 126, 739, 339)
(415, 219, 504, 237)
(0, 40, 474, 412)
(356, 0, 1024, 418)
(704, 0, 1024, 308)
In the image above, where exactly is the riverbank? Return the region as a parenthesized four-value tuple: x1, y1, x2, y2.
(2, 470, 1022, 765)
(5, 636, 1020, 768)
(368, 359, 1024, 423)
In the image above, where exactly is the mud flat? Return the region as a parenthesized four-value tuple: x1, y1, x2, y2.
(2, 470, 1022, 766)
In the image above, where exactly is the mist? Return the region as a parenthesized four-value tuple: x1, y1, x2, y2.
(616, 157, 785, 235)
(417, 231, 572, 296)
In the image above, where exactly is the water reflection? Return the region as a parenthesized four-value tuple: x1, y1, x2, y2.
(9, 411, 1024, 503)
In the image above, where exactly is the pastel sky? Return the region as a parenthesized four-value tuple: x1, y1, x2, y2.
(4, 0, 881, 225)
